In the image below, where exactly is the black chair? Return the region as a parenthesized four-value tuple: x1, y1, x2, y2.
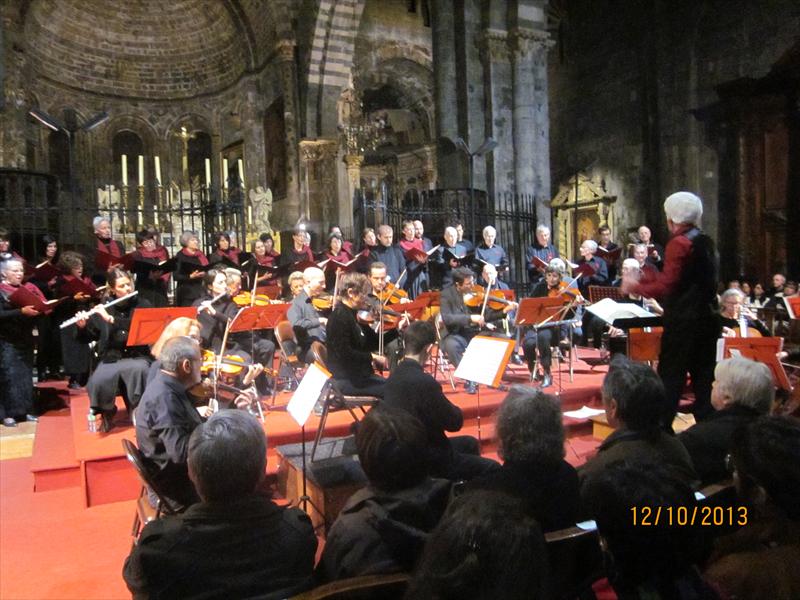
(121, 439, 180, 541)
(309, 341, 378, 462)
(290, 572, 410, 600)
(544, 525, 604, 600)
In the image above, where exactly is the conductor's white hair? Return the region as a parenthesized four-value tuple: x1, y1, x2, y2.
(663, 191, 703, 225)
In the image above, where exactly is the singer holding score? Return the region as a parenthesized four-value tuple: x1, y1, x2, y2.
(74, 268, 152, 431)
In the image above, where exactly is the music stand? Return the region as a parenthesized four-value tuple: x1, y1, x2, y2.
(515, 296, 576, 388)
(588, 285, 624, 304)
(722, 337, 792, 392)
(126, 307, 197, 346)
(228, 303, 291, 333)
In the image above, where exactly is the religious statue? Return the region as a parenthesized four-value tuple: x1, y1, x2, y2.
(249, 186, 273, 235)
(96, 185, 121, 211)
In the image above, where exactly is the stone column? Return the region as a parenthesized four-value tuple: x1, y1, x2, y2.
(479, 29, 514, 196)
(344, 154, 364, 231)
(275, 39, 302, 227)
(510, 28, 552, 227)
(430, 1, 464, 188)
(0, 1, 29, 168)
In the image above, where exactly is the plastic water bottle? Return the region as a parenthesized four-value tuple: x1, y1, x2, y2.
(87, 412, 98, 433)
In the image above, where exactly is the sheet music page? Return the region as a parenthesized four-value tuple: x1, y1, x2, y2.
(454, 336, 514, 387)
(587, 297, 653, 324)
(563, 405, 606, 419)
(287, 362, 331, 426)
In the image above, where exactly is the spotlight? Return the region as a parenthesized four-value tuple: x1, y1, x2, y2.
(28, 108, 62, 132)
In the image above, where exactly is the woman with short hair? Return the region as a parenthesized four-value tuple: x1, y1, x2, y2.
(174, 231, 209, 306)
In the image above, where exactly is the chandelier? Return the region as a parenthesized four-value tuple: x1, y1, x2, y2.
(338, 86, 385, 156)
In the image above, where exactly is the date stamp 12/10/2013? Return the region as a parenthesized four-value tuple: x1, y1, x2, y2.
(631, 505, 748, 527)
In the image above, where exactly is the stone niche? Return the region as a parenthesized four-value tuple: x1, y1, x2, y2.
(550, 173, 617, 260)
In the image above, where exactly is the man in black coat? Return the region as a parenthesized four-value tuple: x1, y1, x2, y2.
(368, 224, 406, 286)
(678, 356, 773, 486)
(382, 321, 499, 481)
(125, 410, 317, 599)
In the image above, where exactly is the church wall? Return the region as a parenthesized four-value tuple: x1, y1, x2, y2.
(549, 0, 800, 248)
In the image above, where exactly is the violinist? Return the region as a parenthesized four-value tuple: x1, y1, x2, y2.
(55, 251, 95, 389)
(287, 267, 327, 364)
(174, 231, 210, 307)
(91, 216, 125, 285)
(521, 265, 575, 388)
(440, 267, 515, 395)
(132, 229, 169, 307)
(75, 268, 152, 431)
(192, 269, 238, 354)
(325, 272, 386, 397)
(366, 262, 410, 372)
(0, 258, 41, 427)
(719, 288, 770, 338)
(225, 270, 276, 396)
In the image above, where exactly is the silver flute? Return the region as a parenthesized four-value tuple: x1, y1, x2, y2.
(59, 291, 139, 329)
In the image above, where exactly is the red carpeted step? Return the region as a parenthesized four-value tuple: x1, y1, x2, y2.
(30, 412, 81, 492)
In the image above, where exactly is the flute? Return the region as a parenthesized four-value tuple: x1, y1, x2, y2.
(59, 291, 139, 329)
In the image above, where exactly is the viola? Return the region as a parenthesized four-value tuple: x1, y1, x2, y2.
(463, 285, 514, 310)
(201, 349, 278, 377)
(375, 282, 409, 304)
(548, 281, 582, 301)
(311, 293, 334, 312)
(232, 291, 272, 306)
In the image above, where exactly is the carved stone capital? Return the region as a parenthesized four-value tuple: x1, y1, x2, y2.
(300, 138, 338, 163)
(344, 154, 364, 170)
(478, 29, 510, 63)
(508, 28, 553, 59)
(275, 39, 296, 62)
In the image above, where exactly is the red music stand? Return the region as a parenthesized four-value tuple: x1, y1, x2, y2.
(416, 291, 441, 307)
(588, 285, 624, 304)
(722, 337, 791, 391)
(628, 327, 664, 362)
(387, 296, 430, 321)
(229, 303, 291, 333)
(515, 296, 565, 327)
(126, 307, 197, 346)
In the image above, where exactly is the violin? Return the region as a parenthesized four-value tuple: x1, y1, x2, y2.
(311, 293, 334, 312)
(357, 305, 405, 331)
(232, 291, 272, 306)
(375, 282, 409, 304)
(200, 349, 278, 377)
(548, 281, 582, 301)
(463, 285, 514, 310)
(188, 378, 248, 402)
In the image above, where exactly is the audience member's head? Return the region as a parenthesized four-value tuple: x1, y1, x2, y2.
(187, 410, 267, 503)
(712, 357, 774, 415)
(497, 385, 565, 467)
(583, 460, 711, 596)
(602, 356, 667, 436)
(402, 320, 436, 358)
(357, 407, 429, 492)
(407, 490, 550, 600)
(729, 416, 800, 520)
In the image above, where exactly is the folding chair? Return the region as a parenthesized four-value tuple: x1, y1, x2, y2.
(273, 320, 307, 404)
(121, 439, 180, 542)
(432, 313, 457, 391)
(309, 341, 378, 462)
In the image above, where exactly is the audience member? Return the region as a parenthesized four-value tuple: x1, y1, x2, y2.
(679, 357, 773, 485)
(582, 461, 715, 599)
(124, 410, 317, 599)
(317, 407, 452, 582)
(579, 357, 698, 488)
(405, 490, 550, 600)
(704, 416, 800, 599)
(468, 385, 579, 531)
(382, 321, 499, 481)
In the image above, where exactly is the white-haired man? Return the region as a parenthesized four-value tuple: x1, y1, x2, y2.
(636, 225, 664, 270)
(526, 224, 560, 288)
(474, 225, 508, 277)
(622, 192, 720, 423)
(286, 267, 327, 364)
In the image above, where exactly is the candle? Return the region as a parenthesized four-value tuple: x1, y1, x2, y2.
(205, 158, 211, 187)
(238, 159, 245, 188)
(138, 155, 144, 187)
(222, 159, 229, 189)
(248, 204, 253, 225)
(121, 154, 128, 187)
(154, 156, 161, 186)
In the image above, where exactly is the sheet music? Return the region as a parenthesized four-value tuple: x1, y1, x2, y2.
(587, 297, 655, 324)
(453, 336, 514, 387)
(562, 405, 606, 419)
(287, 362, 331, 427)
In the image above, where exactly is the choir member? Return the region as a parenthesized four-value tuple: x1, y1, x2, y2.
(92, 216, 125, 285)
(174, 231, 209, 307)
(55, 251, 95, 388)
(132, 229, 169, 307)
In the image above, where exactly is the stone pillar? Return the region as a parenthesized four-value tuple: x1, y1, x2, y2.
(300, 138, 339, 234)
(275, 39, 302, 227)
(510, 28, 552, 227)
(0, 1, 29, 168)
(430, 1, 464, 188)
(479, 29, 515, 196)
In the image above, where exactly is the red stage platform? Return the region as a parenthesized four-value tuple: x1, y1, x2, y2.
(27, 353, 609, 507)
